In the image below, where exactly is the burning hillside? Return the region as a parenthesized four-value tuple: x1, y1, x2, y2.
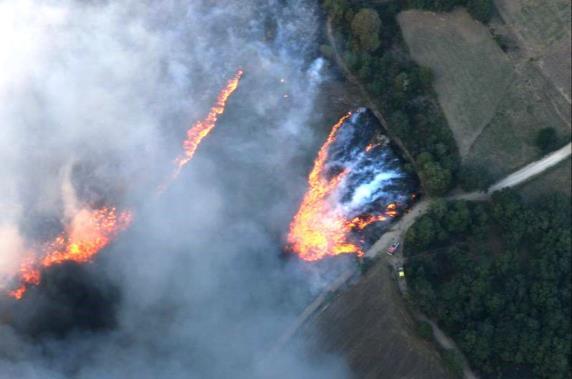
(288, 108, 418, 262)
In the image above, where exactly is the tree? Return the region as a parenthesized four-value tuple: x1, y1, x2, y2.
(416, 320, 434, 340)
(467, 0, 494, 23)
(420, 160, 452, 196)
(406, 215, 436, 251)
(322, 0, 349, 24)
(389, 111, 411, 140)
(445, 201, 471, 234)
(351, 9, 382, 52)
(458, 164, 494, 191)
(443, 349, 465, 378)
(535, 127, 559, 154)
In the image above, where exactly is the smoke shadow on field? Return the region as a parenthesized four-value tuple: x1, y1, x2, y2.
(9, 262, 119, 340)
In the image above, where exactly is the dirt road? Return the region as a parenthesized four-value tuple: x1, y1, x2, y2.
(455, 142, 572, 201)
(490, 142, 571, 190)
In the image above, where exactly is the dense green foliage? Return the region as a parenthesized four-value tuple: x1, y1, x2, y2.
(458, 163, 494, 191)
(351, 8, 382, 52)
(405, 192, 571, 378)
(442, 349, 465, 378)
(416, 320, 434, 340)
(322, 1, 460, 196)
(535, 127, 559, 155)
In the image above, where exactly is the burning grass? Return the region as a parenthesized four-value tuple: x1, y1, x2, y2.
(287, 109, 418, 262)
(6, 69, 245, 300)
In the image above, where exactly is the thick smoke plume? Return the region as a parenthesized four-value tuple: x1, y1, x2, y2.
(0, 0, 350, 377)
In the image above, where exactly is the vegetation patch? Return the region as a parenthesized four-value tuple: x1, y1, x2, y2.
(398, 9, 571, 180)
(465, 62, 571, 179)
(494, 0, 571, 122)
(398, 9, 513, 158)
(405, 192, 571, 378)
(518, 157, 572, 201)
(322, 0, 461, 196)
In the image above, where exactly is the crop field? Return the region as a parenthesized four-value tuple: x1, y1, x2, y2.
(495, 0, 571, 100)
(304, 261, 451, 379)
(398, 9, 571, 180)
(398, 9, 513, 158)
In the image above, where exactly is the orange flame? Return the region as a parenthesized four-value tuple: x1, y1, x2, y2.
(8, 207, 132, 299)
(169, 69, 244, 184)
(287, 114, 399, 262)
(7, 69, 243, 300)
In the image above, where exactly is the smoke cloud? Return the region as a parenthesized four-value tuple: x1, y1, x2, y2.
(0, 0, 350, 377)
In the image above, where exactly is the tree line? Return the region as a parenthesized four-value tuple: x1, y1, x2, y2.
(322, 0, 464, 195)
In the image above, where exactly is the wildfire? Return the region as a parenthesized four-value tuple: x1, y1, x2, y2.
(7, 69, 244, 300)
(9, 207, 132, 299)
(169, 69, 244, 183)
(287, 114, 399, 262)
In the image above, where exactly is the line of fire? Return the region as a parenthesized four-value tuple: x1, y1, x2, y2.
(4, 69, 244, 301)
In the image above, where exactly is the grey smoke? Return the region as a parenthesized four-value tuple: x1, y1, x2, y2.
(0, 0, 350, 378)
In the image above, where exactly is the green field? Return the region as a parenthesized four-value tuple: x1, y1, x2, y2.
(495, 0, 571, 101)
(399, 9, 571, 180)
(518, 157, 572, 201)
(465, 62, 571, 179)
(495, 0, 570, 51)
(398, 9, 513, 158)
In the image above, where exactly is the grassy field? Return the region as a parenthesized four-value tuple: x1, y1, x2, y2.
(304, 262, 452, 379)
(495, 0, 571, 100)
(398, 9, 513, 158)
(518, 157, 571, 201)
(399, 9, 571, 180)
(466, 62, 571, 179)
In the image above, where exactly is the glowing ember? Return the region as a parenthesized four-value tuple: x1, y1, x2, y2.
(9, 207, 132, 299)
(168, 69, 244, 184)
(287, 114, 401, 262)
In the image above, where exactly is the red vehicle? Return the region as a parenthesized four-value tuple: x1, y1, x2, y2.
(386, 240, 400, 255)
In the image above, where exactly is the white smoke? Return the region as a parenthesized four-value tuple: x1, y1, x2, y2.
(0, 0, 349, 378)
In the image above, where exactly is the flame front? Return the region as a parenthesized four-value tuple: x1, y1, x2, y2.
(170, 69, 244, 181)
(9, 207, 132, 299)
(7, 69, 244, 300)
(287, 114, 399, 262)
